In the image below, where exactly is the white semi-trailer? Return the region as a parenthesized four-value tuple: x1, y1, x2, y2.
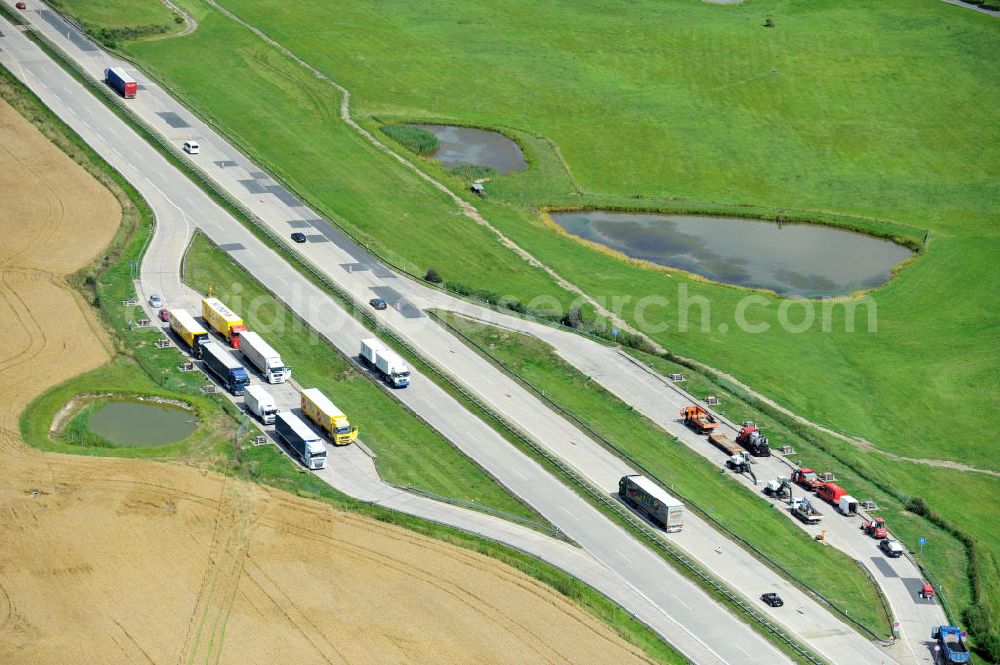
(241, 331, 290, 383)
(244, 384, 278, 425)
(275, 412, 326, 470)
(359, 338, 410, 388)
(619, 475, 684, 532)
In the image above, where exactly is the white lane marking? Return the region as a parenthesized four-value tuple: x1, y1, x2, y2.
(614, 572, 748, 665)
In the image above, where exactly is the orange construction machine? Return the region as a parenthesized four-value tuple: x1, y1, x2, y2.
(680, 405, 718, 434)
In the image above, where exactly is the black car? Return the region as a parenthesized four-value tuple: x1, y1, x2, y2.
(761, 592, 784, 608)
(369, 297, 388, 310)
(291, 232, 307, 243)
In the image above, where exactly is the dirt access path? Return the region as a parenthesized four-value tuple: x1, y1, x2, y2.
(0, 99, 653, 664)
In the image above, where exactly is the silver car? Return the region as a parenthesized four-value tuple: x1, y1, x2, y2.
(148, 294, 163, 308)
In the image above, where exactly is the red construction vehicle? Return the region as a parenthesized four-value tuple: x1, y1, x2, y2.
(862, 517, 888, 539)
(735, 421, 771, 456)
(920, 582, 936, 601)
(816, 483, 847, 505)
(791, 467, 822, 492)
(680, 405, 718, 434)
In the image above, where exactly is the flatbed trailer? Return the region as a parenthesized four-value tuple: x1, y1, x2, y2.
(708, 431, 742, 456)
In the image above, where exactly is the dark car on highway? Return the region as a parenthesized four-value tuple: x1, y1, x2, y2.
(879, 539, 904, 558)
(291, 232, 307, 243)
(761, 592, 784, 608)
(369, 297, 387, 310)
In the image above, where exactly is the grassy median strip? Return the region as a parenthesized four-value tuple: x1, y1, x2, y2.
(436, 310, 893, 637)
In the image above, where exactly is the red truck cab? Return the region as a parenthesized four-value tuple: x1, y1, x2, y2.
(229, 325, 247, 349)
(816, 483, 846, 504)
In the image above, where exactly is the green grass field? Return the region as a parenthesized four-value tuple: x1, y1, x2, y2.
(49, 0, 999, 656)
(119, 0, 999, 467)
(51, 0, 176, 30)
(182, 234, 546, 525)
(49, 0, 182, 44)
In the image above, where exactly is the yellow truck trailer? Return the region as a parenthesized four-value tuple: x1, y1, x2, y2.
(300, 388, 358, 445)
(201, 297, 247, 349)
(169, 309, 209, 358)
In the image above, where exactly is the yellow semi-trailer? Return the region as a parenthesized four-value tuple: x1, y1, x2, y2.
(201, 297, 247, 349)
(300, 388, 358, 445)
(169, 309, 209, 358)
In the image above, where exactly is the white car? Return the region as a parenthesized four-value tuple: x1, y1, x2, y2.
(880, 539, 904, 558)
(183, 140, 200, 154)
(148, 294, 163, 308)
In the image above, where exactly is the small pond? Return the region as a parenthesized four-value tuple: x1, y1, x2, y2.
(415, 124, 527, 174)
(86, 400, 198, 447)
(550, 211, 914, 297)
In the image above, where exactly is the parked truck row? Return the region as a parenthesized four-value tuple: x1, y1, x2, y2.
(161, 296, 409, 470)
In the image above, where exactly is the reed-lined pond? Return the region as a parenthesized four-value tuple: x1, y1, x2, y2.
(415, 124, 527, 174)
(550, 211, 914, 297)
(86, 400, 197, 447)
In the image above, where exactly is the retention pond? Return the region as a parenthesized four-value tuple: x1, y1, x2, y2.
(86, 400, 198, 447)
(415, 124, 527, 174)
(550, 211, 914, 297)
